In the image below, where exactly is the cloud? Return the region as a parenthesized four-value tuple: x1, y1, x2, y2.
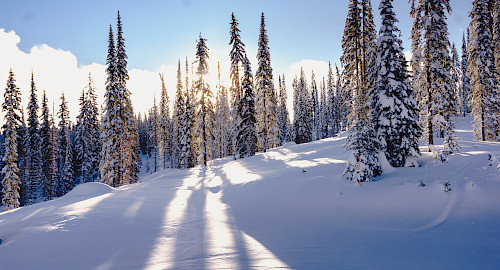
(0, 29, 337, 125)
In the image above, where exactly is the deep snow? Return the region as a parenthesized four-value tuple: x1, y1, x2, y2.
(0, 117, 499, 269)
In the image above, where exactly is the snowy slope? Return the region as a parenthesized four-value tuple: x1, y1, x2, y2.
(1, 117, 499, 270)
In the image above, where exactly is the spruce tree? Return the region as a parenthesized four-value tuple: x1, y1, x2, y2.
(229, 12, 246, 110)
(409, 0, 457, 149)
(370, 0, 421, 167)
(342, 0, 380, 181)
(17, 109, 28, 205)
(40, 91, 56, 199)
(194, 34, 215, 166)
(56, 93, 70, 196)
(2, 69, 22, 209)
(460, 31, 471, 117)
(277, 75, 291, 144)
(172, 60, 184, 168)
(326, 63, 337, 136)
(148, 98, 159, 173)
(310, 71, 320, 140)
(255, 13, 279, 152)
(159, 74, 171, 169)
(25, 73, 43, 204)
(235, 55, 257, 159)
(294, 68, 313, 144)
(214, 62, 231, 159)
(319, 77, 329, 139)
(183, 58, 195, 168)
(468, 0, 500, 141)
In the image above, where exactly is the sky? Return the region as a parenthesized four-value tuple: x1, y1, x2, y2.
(0, 0, 472, 120)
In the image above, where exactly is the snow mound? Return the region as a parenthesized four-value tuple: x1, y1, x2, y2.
(63, 182, 114, 198)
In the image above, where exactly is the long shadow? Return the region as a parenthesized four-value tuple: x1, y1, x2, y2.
(171, 168, 207, 269)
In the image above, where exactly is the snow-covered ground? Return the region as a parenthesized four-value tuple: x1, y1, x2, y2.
(1, 117, 499, 269)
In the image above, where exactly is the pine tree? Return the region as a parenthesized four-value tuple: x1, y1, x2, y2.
(17, 109, 28, 205)
(277, 75, 291, 144)
(56, 93, 70, 196)
(235, 55, 257, 159)
(171, 60, 184, 168)
(61, 136, 75, 195)
(255, 13, 279, 152)
(410, 0, 457, 149)
(460, 31, 471, 117)
(326, 63, 337, 136)
(158, 74, 171, 169)
(2, 69, 22, 209)
(101, 12, 138, 186)
(370, 0, 422, 167)
(25, 73, 43, 204)
(468, 0, 500, 141)
(342, 0, 380, 181)
(294, 68, 313, 144)
(148, 97, 159, 173)
(194, 34, 215, 166)
(310, 71, 320, 140)
(182, 58, 195, 168)
(318, 77, 329, 139)
(214, 62, 231, 159)
(40, 91, 56, 199)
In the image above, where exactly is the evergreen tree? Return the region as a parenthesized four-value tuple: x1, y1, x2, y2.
(342, 0, 380, 181)
(40, 91, 56, 199)
(255, 13, 279, 152)
(2, 69, 22, 209)
(25, 73, 43, 204)
(370, 0, 422, 167)
(61, 136, 75, 195)
(159, 73, 171, 169)
(409, 0, 457, 149)
(194, 34, 215, 166)
(277, 75, 291, 144)
(171, 61, 184, 168)
(56, 93, 70, 196)
(235, 55, 257, 159)
(101, 12, 138, 186)
(326, 63, 337, 136)
(229, 12, 246, 111)
(460, 31, 471, 117)
(17, 109, 28, 205)
(214, 62, 231, 159)
(294, 68, 313, 144)
(148, 97, 159, 173)
(182, 58, 195, 168)
(493, 0, 500, 81)
(468, 0, 500, 141)
(319, 77, 329, 139)
(310, 71, 320, 140)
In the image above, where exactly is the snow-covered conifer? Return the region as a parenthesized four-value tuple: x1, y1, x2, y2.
(2, 69, 22, 209)
(277, 75, 291, 144)
(255, 13, 279, 152)
(468, 0, 500, 141)
(370, 0, 422, 167)
(235, 55, 257, 159)
(294, 68, 312, 144)
(214, 62, 231, 159)
(460, 31, 471, 117)
(40, 91, 56, 199)
(159, 74, 171, 169)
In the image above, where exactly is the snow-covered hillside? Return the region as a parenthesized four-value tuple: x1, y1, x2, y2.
(1, 117, 499, 269)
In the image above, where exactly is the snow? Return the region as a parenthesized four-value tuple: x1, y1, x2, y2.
(1, 117, 500, 269)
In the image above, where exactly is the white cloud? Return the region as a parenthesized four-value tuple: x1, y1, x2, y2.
(0, 29, 336, 125)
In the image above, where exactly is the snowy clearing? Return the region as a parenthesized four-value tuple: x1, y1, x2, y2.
(1, 117, 499, 269)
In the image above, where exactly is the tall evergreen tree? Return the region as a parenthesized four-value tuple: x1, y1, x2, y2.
(468, 0, 500, 141)
(277, 75, 291, 144)
(310, 71, 320, 140)
(318, 77, 329, 139)
(326, 63, 337, 136)
(148, 98, 159, 173)
(25, 73, 43, 204)
(235, 55, 257, 159)
(342, 0, 380, 181)
(451, 43, 461, 114)
(493, 0, 500, 81)
(255, 13, 279, 152)
(159, 74, 171, 169)
(369, 0, 422, 167)
(101, 12, 138, 186)
(214, 62, 231, 159)
(460, 31, 471, 117)
(17, 109, 27, 205)
(56, 93, 70, 196)
(183, 58, 195, 168)
(171, 61, 184, 168)
(194, 34, 215, 166)
(409, 0, 457, 149)
(40, 91, 56, 199)
(2, 69, 22, 209)
(293, 68, 313, 144)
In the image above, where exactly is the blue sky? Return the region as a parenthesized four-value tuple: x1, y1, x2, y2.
(0, 0, 472, 117)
